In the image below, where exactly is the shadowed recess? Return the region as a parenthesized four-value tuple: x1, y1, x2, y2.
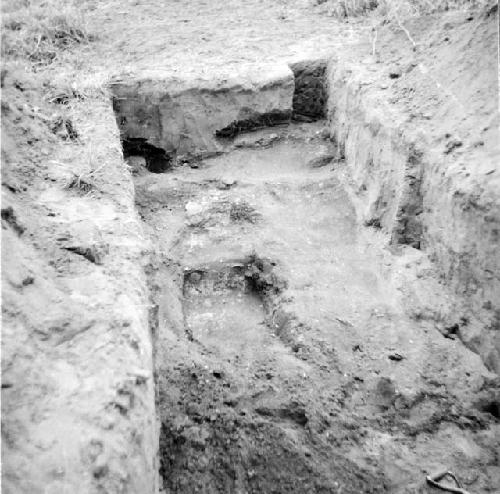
(122, 138, 172, 173)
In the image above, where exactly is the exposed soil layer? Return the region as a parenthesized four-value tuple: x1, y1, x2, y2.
(325, 8, 500, 372)
(290, 59, 328, 120)
(135, 123, 499, 493)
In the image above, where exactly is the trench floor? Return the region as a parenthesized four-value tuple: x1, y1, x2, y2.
(133, 123, 498, 493)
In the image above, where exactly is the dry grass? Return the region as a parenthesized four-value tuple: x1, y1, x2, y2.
(312, 0, 490, 19)
(65, 173, 95, 194)
(1, 0, 94, 67)
(313, 0, 378, 18)
(229, 201, 260, 223)
(378, 0, 489, 19)
(0, 0, 112, 201)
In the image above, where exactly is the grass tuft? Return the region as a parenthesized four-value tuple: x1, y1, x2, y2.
(65, 173, 94, 194)
(229, 201, 260, 223)
(1, 0, 94, 67)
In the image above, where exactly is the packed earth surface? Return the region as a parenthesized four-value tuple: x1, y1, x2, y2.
(1, 1, 499, 493)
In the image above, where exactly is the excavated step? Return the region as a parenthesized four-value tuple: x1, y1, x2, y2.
(110, 64, 295, 160)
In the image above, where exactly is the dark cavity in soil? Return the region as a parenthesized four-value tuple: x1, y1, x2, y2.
(122, 137, 172, 173)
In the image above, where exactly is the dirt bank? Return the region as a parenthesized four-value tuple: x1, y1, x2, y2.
(326, 6, 500, 373)
(1, 71, 157, 492)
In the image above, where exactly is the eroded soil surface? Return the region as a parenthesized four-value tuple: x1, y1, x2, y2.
(134, 123, 499, 493)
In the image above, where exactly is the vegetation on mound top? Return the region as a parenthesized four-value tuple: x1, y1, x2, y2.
(1, 0, 94, 67)
(311, 0, 491, 20)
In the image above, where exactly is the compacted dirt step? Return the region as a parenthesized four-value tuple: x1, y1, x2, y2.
(132, 122, 499, 493)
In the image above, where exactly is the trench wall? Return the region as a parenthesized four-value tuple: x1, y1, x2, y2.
(2, 94, 158, 494)
(110, 65, 294, 160)
(326, 58, 500, 372)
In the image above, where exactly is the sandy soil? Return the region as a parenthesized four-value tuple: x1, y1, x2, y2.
(1, 1, 499, 493)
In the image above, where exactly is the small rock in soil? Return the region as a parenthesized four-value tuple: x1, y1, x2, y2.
(126, 155, 147, 175)
(444, 138, 463, 154)
(217, 177, 236, 189)
(389, 68, 402, 79)
(185, 201, 204, 216)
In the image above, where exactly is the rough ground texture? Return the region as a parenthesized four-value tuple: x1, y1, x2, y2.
(138, 123, 499, 493)
(1, 0, 499, 493)
(1, 72, 157, 492)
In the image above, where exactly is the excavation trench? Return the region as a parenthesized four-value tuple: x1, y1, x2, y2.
(112, 62, 498, 493)
(133, 126, 391, 492)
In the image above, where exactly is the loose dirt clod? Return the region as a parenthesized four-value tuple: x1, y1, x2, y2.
(1, 206, 25, 235)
